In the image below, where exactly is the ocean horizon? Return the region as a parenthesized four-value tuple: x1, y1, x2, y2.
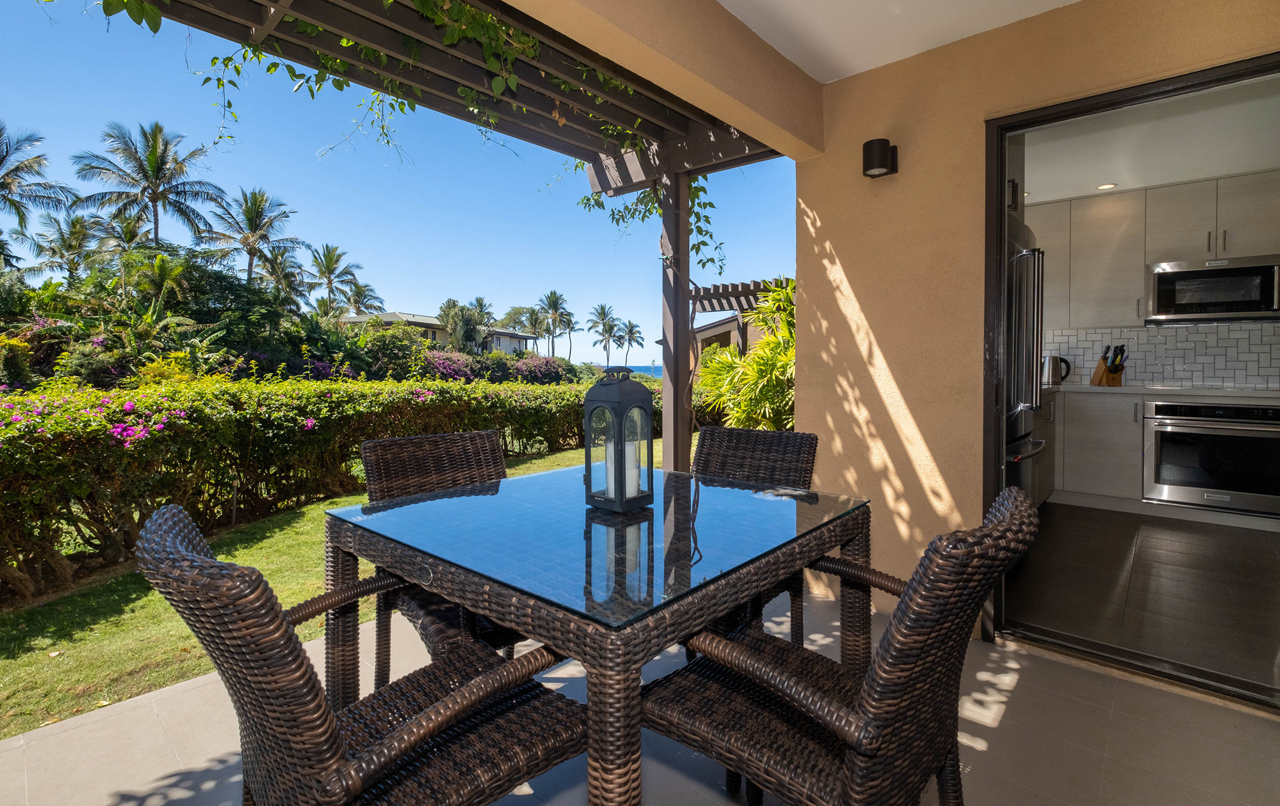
(627, 364, 662, 378)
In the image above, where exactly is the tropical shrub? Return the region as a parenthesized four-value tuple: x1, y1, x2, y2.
(0, 376, 662, 601)
(0, 335, 33, 388)
(361, 323, 423, 380)
(513, 354, 567, 385)
(696, 279, 796, 430)
(414, 350, 476, 381)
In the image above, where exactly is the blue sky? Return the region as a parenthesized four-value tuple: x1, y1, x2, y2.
(2, 0, 795, 364)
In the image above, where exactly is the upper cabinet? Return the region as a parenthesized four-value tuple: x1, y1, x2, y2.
(1070, 191, 1146, 328)
(1217, 170, 1280, 258)
(1025, 201, 1071, 330)
(1145, 180, 1217, 263)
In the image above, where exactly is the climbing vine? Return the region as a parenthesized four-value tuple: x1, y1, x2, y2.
(86, 0, 726, 268)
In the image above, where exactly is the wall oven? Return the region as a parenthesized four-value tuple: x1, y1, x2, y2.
(1146, 255, 1280, 324)
(1144, 402, 1280, 516)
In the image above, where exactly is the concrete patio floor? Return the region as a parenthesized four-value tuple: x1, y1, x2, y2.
(3, 591, 1278, 806)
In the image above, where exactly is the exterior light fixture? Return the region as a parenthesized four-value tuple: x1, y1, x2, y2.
(1097, 183, 1117, 190)
(584, 368, 654, 512)
(862, 138, 898, 178)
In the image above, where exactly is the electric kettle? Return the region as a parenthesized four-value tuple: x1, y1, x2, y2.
(1040, 356, 1071, 386)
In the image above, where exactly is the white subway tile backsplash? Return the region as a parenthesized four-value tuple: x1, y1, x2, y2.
(1043, 321, 1280, 389)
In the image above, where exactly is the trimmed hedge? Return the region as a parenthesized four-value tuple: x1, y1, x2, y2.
(0, 377, 664, 601)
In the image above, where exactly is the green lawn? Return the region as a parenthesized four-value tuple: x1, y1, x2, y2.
(0, 437, 682, 739)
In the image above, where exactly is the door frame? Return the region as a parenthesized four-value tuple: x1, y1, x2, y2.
(982, 50, 1280, 639)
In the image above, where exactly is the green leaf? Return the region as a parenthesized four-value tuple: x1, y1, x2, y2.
(265, 61, 279, 74)
(102, 0, 125, 16)
(125, 0, 145, 24)
(201, 76, 212, 86)
(142, 2, 162, 33)
(506, 74, 518, 92)
(491, 75, 505, 96)
(485, 55, 501, 73)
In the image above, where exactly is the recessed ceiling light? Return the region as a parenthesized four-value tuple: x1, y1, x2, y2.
(1097, 183, 1117, 190)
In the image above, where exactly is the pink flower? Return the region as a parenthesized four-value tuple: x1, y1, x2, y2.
(123, 402, 135, 413)
(101, 398, 111, 405)
(304, 418, 316, 430)
(155, 424, 164, 431)
(3, 403, 12, 410)
(10, 415, 22, 423)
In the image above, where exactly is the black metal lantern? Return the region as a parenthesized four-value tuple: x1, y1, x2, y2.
(584, 367, 654, 512)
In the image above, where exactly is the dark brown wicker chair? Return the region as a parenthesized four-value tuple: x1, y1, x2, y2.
(642, 487, 1038, 806)
(361, 431, 525, 660)
(137, 505, 586, 806)
(693, 425, 820, 646)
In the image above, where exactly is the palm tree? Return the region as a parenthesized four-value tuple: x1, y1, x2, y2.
(89, 211, 149, 261)
(0, 122, 76, 230)
(620, 320, 643, 365)
(204, 188, 304, 282)
(560, 311, 581, 362)
(129, 253, 190, 311)
(469, 296, 497, 348)
(344, 281, 385, 315)
(592, 318, 620, 365)
(586, 303, 619, 364)
(260, 246, 312, 315)
(538, 290, 567, 357)
(10, 212, 97, 283)
(1, 233, 21, 271)
(307, 244, 360, 306)
(72, 121, 223, 245)
(306, 295, 349, 322)
(525, 308, 548, 355)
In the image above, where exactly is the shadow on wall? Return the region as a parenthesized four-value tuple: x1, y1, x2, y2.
(797, 198, 965, 588)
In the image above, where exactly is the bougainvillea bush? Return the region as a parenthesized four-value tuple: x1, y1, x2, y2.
(0, 377, 657, 601)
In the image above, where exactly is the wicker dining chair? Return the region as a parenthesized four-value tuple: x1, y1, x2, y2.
(137, 505, 586, 806)
(642, 487, 1038, 806)
(693, 425, 819, 646)
(361, 431, 525, 660)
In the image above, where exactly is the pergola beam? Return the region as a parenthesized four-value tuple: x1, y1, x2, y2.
(330, 0, 671, 142)
(250, 0, 292, 44)
(660, 171, 693, 473)
(174, 0, 620, 160)
(161, 0, 606, 162)
(585, 124, 776, 197)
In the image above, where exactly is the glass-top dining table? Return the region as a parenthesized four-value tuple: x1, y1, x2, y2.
(325, 466, 871, 806)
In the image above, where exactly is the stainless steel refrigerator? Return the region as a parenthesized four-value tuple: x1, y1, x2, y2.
(1003, 134, 1046, 499)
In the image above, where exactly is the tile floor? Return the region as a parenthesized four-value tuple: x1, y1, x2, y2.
(3, 591, 1278, 806)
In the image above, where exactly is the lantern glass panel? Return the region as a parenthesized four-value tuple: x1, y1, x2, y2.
(588, 406, 613, 496)
(625, 406, 650, 497)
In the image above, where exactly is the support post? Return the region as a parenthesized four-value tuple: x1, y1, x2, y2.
(660, 172, 692, 473)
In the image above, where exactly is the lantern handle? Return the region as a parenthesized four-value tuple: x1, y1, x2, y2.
(597, 366, 633, 384)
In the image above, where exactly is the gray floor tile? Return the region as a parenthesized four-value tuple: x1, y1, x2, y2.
(17, 691, 154, 743)
(957, 766, 1075, 806)
(101, 754, 244, 806)
(1110, 676, 1280, 753)
(1106, 710, 1280, 806)
(0, 733, 23, 752)
(25, 704, 180, 806)
(151, 679, 239, 771)
(1097, 757, 1245, 806)
(958, 717, 1105, 805)
(0, 744, 26, 806)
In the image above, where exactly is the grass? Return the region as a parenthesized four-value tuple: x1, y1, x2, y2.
(0, 437, 681, 739)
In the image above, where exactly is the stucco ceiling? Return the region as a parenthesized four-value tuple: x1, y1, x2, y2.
(715, 0, 1080, 83)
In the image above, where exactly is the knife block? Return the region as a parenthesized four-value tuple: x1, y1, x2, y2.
(1089, 358, 1124, 386)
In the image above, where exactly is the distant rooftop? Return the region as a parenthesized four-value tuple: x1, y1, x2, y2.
(341, 311, 531, 339)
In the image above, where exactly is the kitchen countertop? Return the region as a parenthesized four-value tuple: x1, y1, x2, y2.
(1044, 384, 1280, 399)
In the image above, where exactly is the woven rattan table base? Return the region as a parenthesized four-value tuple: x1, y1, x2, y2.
(325, 504, 870, 806)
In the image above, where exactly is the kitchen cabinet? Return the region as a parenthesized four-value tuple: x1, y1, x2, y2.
(1070, 191, 1146, 328)
(1145, 180, 1218, 263)
(1025, 201, 1071, 330)
(1217, 170, 1280, 258)
(1031, 394, 1057, 507)
(1062, 394, 1143, 499)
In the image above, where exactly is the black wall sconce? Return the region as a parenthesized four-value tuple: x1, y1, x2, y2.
(863, 138, 898, 178)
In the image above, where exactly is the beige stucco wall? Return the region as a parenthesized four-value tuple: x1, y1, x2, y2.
(796, 0, 1280, 595)
(501, 0, 823, 158)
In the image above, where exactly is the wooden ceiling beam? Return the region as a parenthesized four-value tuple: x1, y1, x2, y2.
(176, 0, 619, 158)
(250, 0, 293, 44)
(324, 0, 671, 142)
(161, 0, 606, 162)
(396, 0, 691, 136)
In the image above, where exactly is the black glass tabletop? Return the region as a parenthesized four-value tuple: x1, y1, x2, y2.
(327, 467, 868, 628)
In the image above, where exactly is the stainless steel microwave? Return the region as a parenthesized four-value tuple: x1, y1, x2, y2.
(1146, 255, 1280, 324)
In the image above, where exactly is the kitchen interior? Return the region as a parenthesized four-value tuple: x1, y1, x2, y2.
(998, 73, 1280, 708)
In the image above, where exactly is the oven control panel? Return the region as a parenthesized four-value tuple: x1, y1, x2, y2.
(1149, 403, 1280, 422)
